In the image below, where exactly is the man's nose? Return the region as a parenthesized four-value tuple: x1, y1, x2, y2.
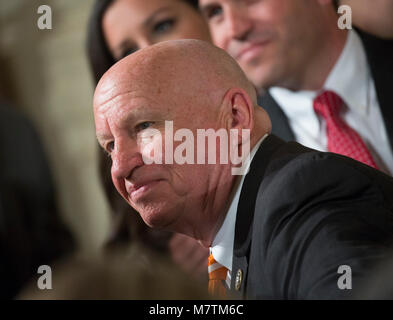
(226, 6, 252, 41)
(111, 141, 143, 180)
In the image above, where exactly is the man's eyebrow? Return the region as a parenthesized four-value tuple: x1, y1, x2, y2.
(96, 133, 111, 145)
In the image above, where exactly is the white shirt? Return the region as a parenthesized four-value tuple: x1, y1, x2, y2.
(270, 30, 393, 175)
(210, 134, 268, 281)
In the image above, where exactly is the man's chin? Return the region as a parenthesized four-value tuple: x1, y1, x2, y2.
(240, 55, 278, 89)
(138, 206, 176, 230)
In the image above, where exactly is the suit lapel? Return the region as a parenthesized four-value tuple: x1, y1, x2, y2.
(257, 93, 295, 142)
(231, 135, 286, 298)
(358, 30, 393, 151)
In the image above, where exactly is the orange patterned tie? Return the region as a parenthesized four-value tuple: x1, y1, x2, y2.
(208, 254, 230, 297)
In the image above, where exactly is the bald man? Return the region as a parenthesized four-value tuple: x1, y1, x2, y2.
(94, 39, 393, 299)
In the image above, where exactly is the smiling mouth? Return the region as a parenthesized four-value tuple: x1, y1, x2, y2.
(237, 41, 270, 62)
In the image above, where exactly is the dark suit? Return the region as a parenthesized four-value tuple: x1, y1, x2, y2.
(0, 101, 75, 299)
(259, 30, 393, 152)
(231, 135, 393, 299)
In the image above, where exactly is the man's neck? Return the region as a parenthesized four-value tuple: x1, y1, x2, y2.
(189, 167, 237, 248)
(286, 29, 348, 92)
(197, 134, 266, 247)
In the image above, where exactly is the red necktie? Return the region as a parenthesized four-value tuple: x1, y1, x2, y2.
(208, 254, 229, 298)
(313, 90, 378, 169)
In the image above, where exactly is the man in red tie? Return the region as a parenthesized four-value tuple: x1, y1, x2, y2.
(199, 0, 393, 174)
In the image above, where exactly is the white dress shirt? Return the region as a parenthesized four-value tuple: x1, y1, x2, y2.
(270, 30, 393, 175)
(210, 134, 268, 287)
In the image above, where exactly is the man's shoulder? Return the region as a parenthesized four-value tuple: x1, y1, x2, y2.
(357, 28, 393, 75)
(271, 146, 389, 183)
(247, 149, 393, 299)
(243, 136, 393, 238)
(250, 147, 393, 264)
(357, 28, 393, 50)
(252, 146, 393, 227)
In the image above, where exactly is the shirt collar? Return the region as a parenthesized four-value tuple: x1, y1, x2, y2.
(324, 29, 369, 115)
(269, 88, 318, 136)
(211, 134, 268, 271)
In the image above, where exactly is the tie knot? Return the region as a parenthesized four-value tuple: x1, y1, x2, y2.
(313, 90, 344, 119)
(208, 254, 228, 281)
(208, 253, 216, 267)
(312, 90, 379, 169)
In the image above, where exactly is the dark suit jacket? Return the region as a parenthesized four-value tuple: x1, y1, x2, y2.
(258, 30, 393, 152)
(0, 101, 75, 299)
(231, 135, 393, 299)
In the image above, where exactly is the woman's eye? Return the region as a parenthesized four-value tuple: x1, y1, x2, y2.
(153, 19, 175, 35)
(136, 121, 155, 132)
(119, 47, 138, 60)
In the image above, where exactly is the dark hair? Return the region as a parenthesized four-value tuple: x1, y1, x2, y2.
(87, 0, 199, 85)
(86, 0, 116, 85)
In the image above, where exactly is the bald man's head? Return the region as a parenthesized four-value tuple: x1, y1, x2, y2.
(93, 39, 271, 243)
(95, 39, 257, 114)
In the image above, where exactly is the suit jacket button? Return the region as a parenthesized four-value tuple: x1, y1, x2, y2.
(235, 269, 243, 291)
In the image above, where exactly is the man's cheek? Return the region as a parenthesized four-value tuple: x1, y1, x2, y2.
(112, 178, 128, 200)
(212, 31, 226, 51)
(138, 129, 164, 165)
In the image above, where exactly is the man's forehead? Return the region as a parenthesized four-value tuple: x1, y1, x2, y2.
(95, 94, 152, 143)
(96, 88, 131, 111)
(95, 74, 133, 106)
(96, 90, 157, 124)
(95, 75, 149, 116)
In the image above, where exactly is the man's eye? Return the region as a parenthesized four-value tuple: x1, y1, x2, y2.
(205, 6, 223, 20)
(153, 19, 175, 35)
(106, 141, 115, 154)
(136, 121, 155, 132)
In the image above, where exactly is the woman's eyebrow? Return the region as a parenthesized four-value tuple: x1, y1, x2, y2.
(143, 6, 173, 29)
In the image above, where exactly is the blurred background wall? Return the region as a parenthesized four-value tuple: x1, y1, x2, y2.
(0, 0, 110, 252)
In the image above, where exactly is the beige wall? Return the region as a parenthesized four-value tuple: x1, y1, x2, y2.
(0, 0, 110, 252)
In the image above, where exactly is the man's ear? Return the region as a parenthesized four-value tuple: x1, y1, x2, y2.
(223, 88, 254, 132)
(220, 88, 254, 148)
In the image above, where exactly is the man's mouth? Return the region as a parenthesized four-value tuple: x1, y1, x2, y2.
(127, 179, 163, 201)
(236, 40, 270, 62)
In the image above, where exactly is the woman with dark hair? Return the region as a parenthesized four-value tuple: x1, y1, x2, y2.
(87, 0, 209, 83)
(87, 0, 211, 279)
